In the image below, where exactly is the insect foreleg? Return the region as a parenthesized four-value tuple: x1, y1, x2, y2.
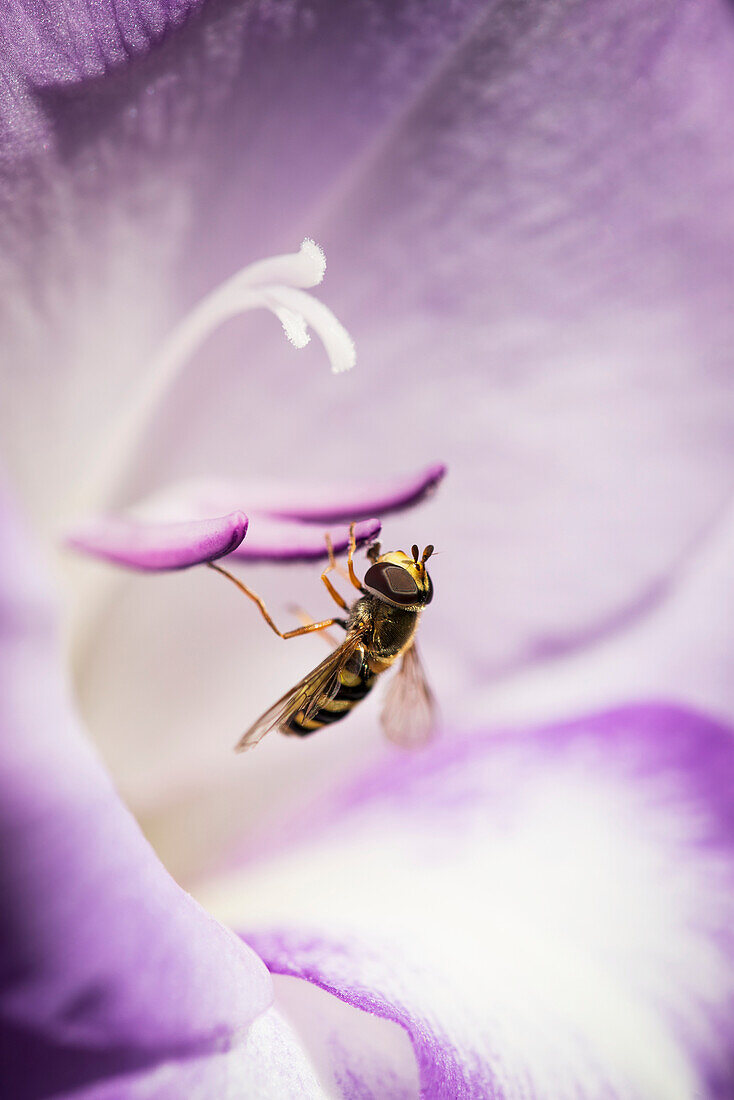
(321, 532, 350, 610)
(346, 521, 365, 591)
(208, 562, 346, 639)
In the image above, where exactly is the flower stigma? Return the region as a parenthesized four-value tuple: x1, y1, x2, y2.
(81, 239, 355, 514)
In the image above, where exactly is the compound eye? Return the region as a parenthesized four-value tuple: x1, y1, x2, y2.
(364, 562, 420, 605)
(424, 572, 434, 605)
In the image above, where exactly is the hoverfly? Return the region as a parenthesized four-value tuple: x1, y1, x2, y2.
(207, 524, 436, 751)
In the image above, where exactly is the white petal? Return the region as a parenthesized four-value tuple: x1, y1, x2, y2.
(201, 706, 734, 1098)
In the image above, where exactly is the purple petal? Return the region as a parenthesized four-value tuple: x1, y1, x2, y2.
(3, 0, 734, 721)
(0, 2, 203, 86)
(66, 460, 443, 821)
(67, 463, 441, 572)
(309, 0, 734, 692)
(0, 485, 271, 1095)
(65, 1006, 338, 1099)
(132, 0, 734, 715)
(0, 0, 479, 518)
(128, 465, 443, 534)
(248, 464, 446, 523)
(199, 705, 734, 1098)
(66, 510, 248, 570)
(5, 0, 734, 723)
(230, 516, 381, 562)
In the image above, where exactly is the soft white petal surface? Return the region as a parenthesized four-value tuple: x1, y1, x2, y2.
(201, 705, 734, 1099)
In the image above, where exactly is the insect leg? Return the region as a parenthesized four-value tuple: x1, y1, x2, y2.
(346, 521, 364, 591)
(321, 533, 350, 610)
(289, 604, 342, 647)
(208, 562, 346, 639)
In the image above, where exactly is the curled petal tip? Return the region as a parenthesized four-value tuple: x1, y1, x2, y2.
(425, 462, 448, 484)
(358, 517, 382, 540)
(67, 511, 248, 571)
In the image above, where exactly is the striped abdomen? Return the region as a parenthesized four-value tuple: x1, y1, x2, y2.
(284, 660, 377, 736)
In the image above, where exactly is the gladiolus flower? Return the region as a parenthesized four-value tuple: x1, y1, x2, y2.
(3, 1, 734, 1098)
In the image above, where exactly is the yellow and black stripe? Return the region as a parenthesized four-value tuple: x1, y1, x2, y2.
(284, 662, 377, 736)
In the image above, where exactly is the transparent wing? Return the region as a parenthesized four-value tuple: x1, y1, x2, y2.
(236, 626, 368, 752)
(380, 641, 437, 749)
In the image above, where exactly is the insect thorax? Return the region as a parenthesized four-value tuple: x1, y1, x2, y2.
(348, 595, 419, 666)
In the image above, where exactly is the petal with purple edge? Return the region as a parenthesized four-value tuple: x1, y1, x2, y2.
(129, 465, 445, 529)
(65, 460, 444, 834)
(66, 510, 248, 570)
(0, 484, 271, 1096)
(200, 705, 734, 1099)
(230, 517, 380, 563)
(68, 1000, 410, 1099)
(308, 0, 734, 690)
(249, 464, 447, 524)
(5, 0, 734, 719)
